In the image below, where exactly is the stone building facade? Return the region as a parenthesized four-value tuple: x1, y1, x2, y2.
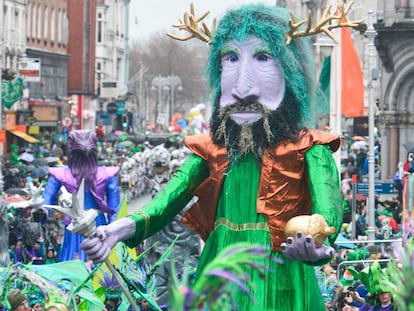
(284, 0, 414, 180)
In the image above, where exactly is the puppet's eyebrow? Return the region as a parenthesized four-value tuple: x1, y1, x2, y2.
(220, 46, 239, 57)
(253, 46, 272, 57)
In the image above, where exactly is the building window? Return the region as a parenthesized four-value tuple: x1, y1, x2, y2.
(27, 3, 32, 39)
(116, 57, 121, 81)
(44, 5, 49, 40)
(96, 62, 102, 95)
(50, 8, 55, 42)
(97, 12, 103, 43)
(37, 4, 42, 40)
(58, 9, 62, 43)
(62, 12, 68, 45)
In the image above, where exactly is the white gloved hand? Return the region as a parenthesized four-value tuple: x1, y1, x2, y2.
(80, 217, 136, 263)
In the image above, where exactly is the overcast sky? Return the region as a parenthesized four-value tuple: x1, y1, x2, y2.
(128, 0, 277, 42)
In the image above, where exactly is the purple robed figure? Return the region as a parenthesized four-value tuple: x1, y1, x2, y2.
(42, 130, 120, 261)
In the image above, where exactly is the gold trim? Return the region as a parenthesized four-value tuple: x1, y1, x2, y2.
(214, 217, 269, 232)
(133, 210, 150, 241)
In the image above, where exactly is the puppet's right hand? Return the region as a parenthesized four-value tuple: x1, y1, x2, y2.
(80, 217, 136, 263)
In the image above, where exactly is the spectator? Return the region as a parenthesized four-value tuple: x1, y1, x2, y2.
(103, 289, 122, 311)
(393, 162, 404, 203)
(85, 258, 95, 272)
(359, 291, 397, 311)
(24, 238, 45, 265)
(96, 124, 104, 142)
(45, 246, 57, 264)
(12, 236, 25, 263)
(28, 293, 44, 311)
(347, 262, 398, 311)
(403, 152, 414, 174)
(99, 274, 122, 311)
(323, 264, 338, 286)
(332, 285, 365, 311)
(6, 289, 30, 311)
(344, 158, 358, 178)
(44, 303, 69, 311)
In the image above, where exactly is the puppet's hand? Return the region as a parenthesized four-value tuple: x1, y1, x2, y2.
(80, 217, 136, 263)
(281, 231, 335, 263)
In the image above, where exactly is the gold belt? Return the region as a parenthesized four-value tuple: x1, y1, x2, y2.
(214, 217, 269, 232)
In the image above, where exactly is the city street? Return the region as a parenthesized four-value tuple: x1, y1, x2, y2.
(123, 191, 152, 213)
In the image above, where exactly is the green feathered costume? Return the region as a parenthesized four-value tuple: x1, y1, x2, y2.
(125, 4, 343, 310)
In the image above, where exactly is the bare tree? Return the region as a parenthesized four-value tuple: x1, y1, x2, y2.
(129, 32, 210, 116)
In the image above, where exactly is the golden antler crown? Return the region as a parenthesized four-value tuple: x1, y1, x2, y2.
(168, 1, 363, 46)
(167, 3, 216, 45)
(286, 0, 364, 45)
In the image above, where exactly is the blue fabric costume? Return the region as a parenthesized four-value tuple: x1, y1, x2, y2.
(43, 166, 120, 261)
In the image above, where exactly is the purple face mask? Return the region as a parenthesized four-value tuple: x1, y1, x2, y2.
(219, 37, 286, 124)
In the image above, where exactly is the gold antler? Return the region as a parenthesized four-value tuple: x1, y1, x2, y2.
(167, 3, 216, 45)
(286, 0, 364, 45)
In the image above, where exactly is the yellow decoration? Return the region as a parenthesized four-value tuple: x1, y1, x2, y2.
(284, 214, 336, 247)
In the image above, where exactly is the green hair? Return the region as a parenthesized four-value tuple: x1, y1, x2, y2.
(206, 4, 317, 128)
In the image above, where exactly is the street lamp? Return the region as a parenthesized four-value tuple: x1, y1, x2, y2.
(151, 76, 169, 128)
(151, 75, 182, 128)
(366, 0, 378, 242)
(164, 74, 182, 121)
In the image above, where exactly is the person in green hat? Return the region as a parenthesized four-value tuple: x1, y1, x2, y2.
(358, 291, 397, 311)
(9, 144, 21, 166)
(348, 261, 398, 311)
(6, 288, 30, 311)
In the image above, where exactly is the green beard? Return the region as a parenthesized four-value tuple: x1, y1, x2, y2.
(210, 100, 302, 164)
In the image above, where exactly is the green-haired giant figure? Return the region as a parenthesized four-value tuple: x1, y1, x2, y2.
(82, 4, 343, 310)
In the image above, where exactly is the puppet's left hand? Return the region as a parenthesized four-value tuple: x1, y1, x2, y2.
(281, 231, 335, 262)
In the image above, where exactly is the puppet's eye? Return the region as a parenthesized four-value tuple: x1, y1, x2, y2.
(256, 53, 270, 62)
(223, 53, 239, 63)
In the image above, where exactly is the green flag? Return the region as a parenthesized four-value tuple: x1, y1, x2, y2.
(318, 56, 331, 118)
(319, 56, 331, 100)
(1, 77, 25, 109)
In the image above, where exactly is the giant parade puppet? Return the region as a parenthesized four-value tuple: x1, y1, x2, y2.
(43, 130, 121, 261)
(82, 2, 363, 310)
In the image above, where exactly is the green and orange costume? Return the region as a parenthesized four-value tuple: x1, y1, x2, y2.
(126, 130, 342, 310)
(124, 4, 343, 310)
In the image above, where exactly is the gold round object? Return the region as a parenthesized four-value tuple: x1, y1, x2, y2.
(284, 214, 336, 247)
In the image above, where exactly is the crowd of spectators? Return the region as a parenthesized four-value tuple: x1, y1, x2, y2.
(2, 129, 410, 310)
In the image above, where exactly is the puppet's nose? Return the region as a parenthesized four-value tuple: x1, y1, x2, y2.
(231, 62, 260, 103)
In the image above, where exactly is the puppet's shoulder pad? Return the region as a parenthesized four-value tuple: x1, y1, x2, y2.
(97, 166, 120, 177)
(184, 133, 215, 160)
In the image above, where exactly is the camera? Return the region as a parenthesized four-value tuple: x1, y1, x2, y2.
(346, 286, 354, 296)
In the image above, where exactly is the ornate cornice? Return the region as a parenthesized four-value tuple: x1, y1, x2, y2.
(378, 111, 414, 126)
(374, 22, 414, 73)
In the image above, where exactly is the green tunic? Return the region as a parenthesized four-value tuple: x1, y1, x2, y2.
(197, 155, 325, 310)
(126, 145, 340, 310)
